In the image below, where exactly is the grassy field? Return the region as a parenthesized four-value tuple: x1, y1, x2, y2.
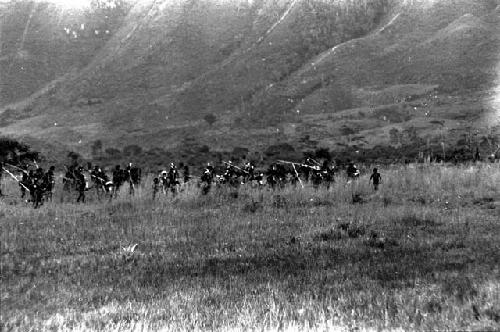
(1, 164, 500, 331)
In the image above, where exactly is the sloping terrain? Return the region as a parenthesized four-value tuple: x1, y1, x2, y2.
(0, 0, 499, 160)
(0, 0, 132, 106)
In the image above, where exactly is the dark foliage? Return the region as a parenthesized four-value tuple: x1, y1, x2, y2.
(0, 137, 39, 165)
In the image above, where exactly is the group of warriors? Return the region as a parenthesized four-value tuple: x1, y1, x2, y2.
(62, 163, 142, 203)
(0, 162, 141, 208)
(0, 162, 56, 208)
(5, 146, 500, 207)
(0, 158, 385, 207)
(180, 158, 370, 196)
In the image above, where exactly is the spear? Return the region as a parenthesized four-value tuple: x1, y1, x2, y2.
(4, 163, 28, 174)
(1, 167, 30, 191)
(306, 157, 321, 166)
(291, 163, 304, 188)
(128, 168, 135, 192)
(277, 160, 320, 170)
(223, 161, 248, 173)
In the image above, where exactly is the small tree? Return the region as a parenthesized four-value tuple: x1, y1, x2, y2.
(105, 148, 122, 158)
(314, 147, 331, 161)
(67, 151, 81, 167)
(123, 145, 143, 157)
(91, 139, 103, 157)
(204, 113, 217, 126)
(389, 128, 401, 146)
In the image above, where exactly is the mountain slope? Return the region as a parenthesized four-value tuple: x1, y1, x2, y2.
(1, 0, 499, 160)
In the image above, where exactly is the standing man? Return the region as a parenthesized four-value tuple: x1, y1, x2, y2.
(152, 177, 160, 200)
(346, 162, 360, 180)
(369, 168, 382, 191)
(160, 170, 169, 194)
(127, 163, 142, 195)
(168, 163, 180, 195)
(200, 163, 214, 195)
(32, 168, 46, 208)
(45, 166, 56, 201)
(112, 165, 123, 196)
(75, 167, 86, 203)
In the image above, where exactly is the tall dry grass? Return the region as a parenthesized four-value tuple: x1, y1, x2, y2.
(1, 163, 499, 331)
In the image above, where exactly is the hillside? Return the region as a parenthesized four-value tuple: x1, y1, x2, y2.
(0, 0, 499, 163)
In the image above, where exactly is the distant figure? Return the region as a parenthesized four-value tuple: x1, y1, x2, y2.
(168, 163, 180, 195)
(32, 168, 46, 208)
(242, 162, 254, 183)
(200, 163, 214, 195)
(152, 177, 160, 200)
(113, 165, 123, 196)
(45, 166, 55, 201)
(75, 167, 86, 203)
(474, 147, 480, 162)
(160, 170, 169, 194)
(346, 162, 360, 180)
(369, 168, 382, 191)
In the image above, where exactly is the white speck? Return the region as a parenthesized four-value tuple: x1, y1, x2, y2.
(78, 140, 82, 144)
(105, 30, 110, 34)
(296, 110, 300, 113)
(80, 23, 85, 30)
(94, 30, 99, 35)
(54, 122, 57, 126)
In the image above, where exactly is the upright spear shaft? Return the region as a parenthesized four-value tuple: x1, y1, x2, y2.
(291, 163, 304, 188)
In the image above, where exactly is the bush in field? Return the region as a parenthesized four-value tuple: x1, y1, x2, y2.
(123, 145, 142, 157)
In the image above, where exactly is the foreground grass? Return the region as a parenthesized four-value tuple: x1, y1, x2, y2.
(1, 164, 500, 331)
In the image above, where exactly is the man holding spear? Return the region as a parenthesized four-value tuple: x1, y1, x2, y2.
(1, 163, 31, 197)
(276, 160, 305, 188)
